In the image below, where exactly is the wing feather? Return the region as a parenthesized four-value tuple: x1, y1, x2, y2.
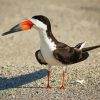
(53, 47, 80, 64)
(35, 50, 47, 65)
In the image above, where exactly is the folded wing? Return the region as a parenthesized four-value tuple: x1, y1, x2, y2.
(35, 50, 47, 65)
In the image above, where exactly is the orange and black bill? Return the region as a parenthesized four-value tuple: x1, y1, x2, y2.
(2, 20, 33, 36)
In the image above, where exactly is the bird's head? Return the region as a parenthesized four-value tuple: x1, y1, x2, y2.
(2, 15, 51, 36)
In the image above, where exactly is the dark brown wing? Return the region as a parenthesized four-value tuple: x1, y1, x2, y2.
(35, 50, 47, 65)
(53, 47, 81, 64)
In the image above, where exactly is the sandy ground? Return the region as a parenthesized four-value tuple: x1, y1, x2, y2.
(0, 0, 100, 100)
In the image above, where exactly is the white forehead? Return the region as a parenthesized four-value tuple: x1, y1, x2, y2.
(29, 18, 47, 30)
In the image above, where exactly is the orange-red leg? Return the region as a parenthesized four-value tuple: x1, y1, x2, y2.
(60, 71, 66, 89)
(47, 71, 51, 89)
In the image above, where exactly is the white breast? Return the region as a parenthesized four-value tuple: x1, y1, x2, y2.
(39, 31, 61, 65)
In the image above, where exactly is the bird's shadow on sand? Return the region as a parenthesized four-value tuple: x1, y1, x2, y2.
(0, 69, 48, 90)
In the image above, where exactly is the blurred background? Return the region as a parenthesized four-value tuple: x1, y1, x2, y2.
(0, 0, 100, 66)
(0, 0, 100, 99)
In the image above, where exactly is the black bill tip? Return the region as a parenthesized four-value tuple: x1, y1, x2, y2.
(2, 31, 13, 36)
(2, 24, 22, 36)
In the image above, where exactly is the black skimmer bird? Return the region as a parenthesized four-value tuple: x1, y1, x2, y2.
(2, 15, 100, 89)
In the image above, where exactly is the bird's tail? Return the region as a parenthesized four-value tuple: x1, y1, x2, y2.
(82, 45, 100, 52)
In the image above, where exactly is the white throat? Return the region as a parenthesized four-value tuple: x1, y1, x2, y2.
(30, 18, 56, 50)
(39, 30, 56, 51)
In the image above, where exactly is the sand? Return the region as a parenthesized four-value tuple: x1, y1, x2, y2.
(0, 0, 100, 100)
